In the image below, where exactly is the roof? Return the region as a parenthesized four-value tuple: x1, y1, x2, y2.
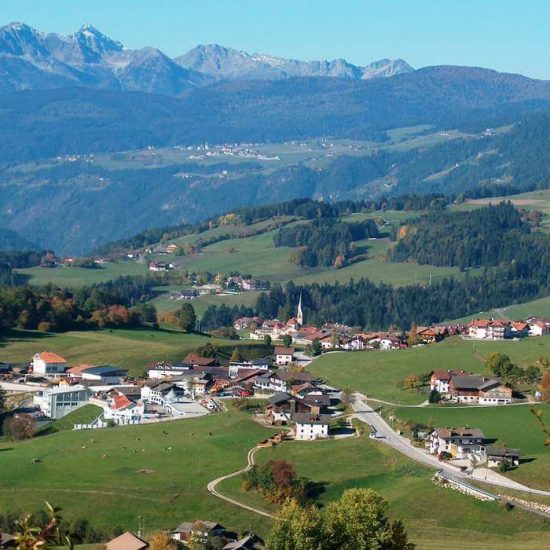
(183, 354, 219, 367)
(106, 532, 148, 550)
(433, 427, 486, 440)
(173, 520, 223, 534)
(486, 446, 521, 458)
(35, 351, 66, 364)
(274, 347, 295, 356)
(112, 394, 136, 410)
(268, 392, 292, 405)
(303, 394, 331, 407)
(276, 371, 314, 382)
(67, 364, 95, 377)
(477, 378, 503, 392)
(450, 375, 485, 390)
(291, 382, 317, 394)
(82, 365, 128, 376)
(224, 534, 264, 549)
(293, 412, 332, 425)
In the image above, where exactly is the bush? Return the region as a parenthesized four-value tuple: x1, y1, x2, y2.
(3, 414, 35, 441)
(37, 321, 52, 332)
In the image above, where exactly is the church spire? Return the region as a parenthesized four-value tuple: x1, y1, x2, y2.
(297, 291, 304, 326)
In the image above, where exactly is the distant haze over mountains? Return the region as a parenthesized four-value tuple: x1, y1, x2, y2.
(0, 21, 413, 95)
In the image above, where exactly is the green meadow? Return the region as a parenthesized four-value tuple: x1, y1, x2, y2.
(1, 410, 548, 548)
(310, 336, 550, 405)
(17, 260, 148, 287)
(218, 433, 550, 548)
(0, 410, 274, 537)
(0, 327, 250, 376)
(392, 404, 550, 491)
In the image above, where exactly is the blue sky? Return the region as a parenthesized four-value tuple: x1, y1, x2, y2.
(3, 0, 549, 79)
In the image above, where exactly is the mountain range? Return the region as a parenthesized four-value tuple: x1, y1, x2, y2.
(0, 22, 413, 96)
(1, 21, 550, 254)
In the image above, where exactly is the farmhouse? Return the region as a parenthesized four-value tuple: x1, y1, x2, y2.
(528, 318, 549, 336)
(32, 352, 67, 376)
(274, 346, 295, 366)
(171, 520, 225, 544)
(293, 412, 331, 440)
(449, 375, 512, 405)
(429, 427, 487, 459)
(430, 370, 471, 394)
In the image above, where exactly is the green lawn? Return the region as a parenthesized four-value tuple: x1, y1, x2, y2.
(37, 405, 104, 435)
(150, 288, 261, 317)
(0, 327, 237, 376)
(17, 261, 147, 287)
(218, 435, 550, 548)
(0, 410, 274, 537)
(310, 336, 550, 405)
(393, 404, 550, 491)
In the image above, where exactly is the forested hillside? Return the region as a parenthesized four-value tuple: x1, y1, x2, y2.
(273, 219, 380, 267)
(391, 202, 538, 268)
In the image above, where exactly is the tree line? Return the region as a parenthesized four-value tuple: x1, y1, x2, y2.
(0, 276, 157, 332)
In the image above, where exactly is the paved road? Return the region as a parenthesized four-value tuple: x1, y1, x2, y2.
(206, 446, 274, 518)
(351, 393, 550, 497)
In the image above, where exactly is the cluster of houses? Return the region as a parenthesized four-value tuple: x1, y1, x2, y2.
(1, 348, 343, 440)
(244, 317, 458, 351)
(427, 427, 520, 468)
(467, 317, 549, 340)
(430, 369, 513, 405)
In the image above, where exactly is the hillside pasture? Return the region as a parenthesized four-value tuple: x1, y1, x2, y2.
(0, 327, 239, 376)
(310, 336, 550, 405)
(393, 404, 550, 491)
(218, 433, 550, 548)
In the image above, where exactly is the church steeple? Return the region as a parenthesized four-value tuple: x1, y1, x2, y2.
(297, 291, 304, 326)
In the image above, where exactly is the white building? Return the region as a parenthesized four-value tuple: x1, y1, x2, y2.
(33, 385, 90, 419)
(274, 346, 295, 366)
(228, 359, 270, 378)
(293, 412, 331, 441)
(81, 366, 128, 384)
(429, 427, 486, 459)
(32, 352, 67, 377)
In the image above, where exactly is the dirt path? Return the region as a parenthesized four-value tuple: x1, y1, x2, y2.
(206, 446, 274, 518)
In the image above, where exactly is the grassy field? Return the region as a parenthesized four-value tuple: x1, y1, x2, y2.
(17, 260, 147, 287)
(392, 404, 550, 491)
(0, 410, 274, 537)
(151, 288, 262, 316)
(38, 405, 104, 435)
(0, 327, 243, 376)
(218, 434, 550, 548)
(310, 336, 550, 405)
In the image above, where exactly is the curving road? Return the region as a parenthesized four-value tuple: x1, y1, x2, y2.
(207, 446, 274, 518)
(351, 393, 550, 498)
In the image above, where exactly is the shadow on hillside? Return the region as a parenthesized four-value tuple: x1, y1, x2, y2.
(0, 328, 55, 349)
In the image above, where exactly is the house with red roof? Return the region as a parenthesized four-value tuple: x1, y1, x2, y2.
(32, 352, 67, 376)
(467, 319, 509, 340)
